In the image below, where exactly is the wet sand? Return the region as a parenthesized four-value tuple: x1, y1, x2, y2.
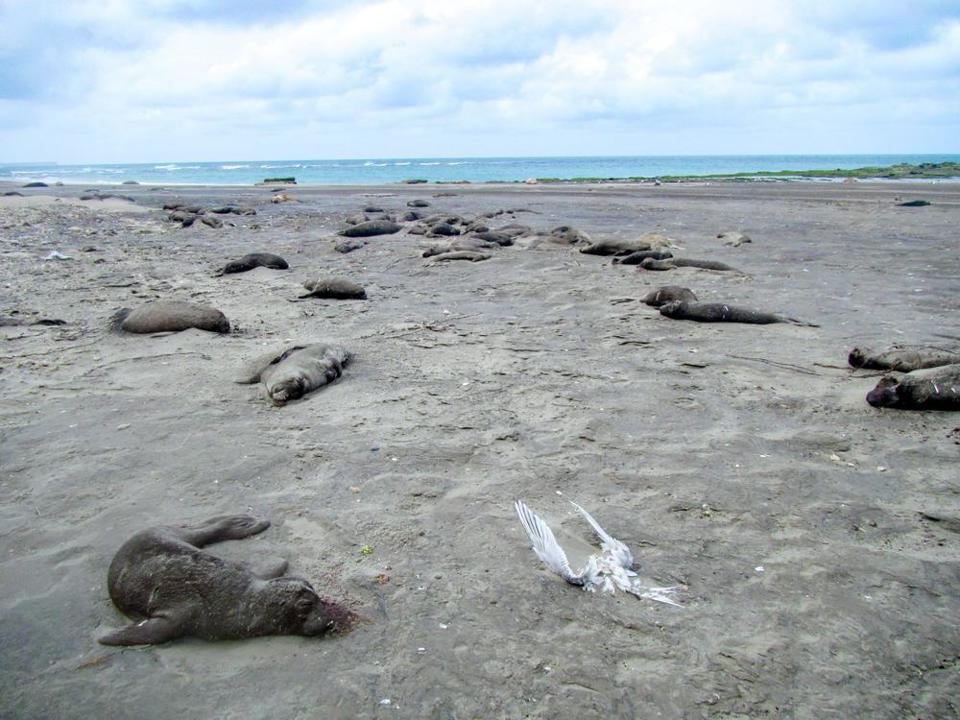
(1, 180, 958, 719)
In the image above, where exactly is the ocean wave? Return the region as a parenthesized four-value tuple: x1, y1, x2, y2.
(418, 162, 441, 166)
(393, 161, 411, 166)
(221, 164, 250, 170)
(363, 161, 388, 167)
(154, 164, 201, 171)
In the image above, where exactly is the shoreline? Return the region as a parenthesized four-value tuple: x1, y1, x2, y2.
(3, 160, 959, 189)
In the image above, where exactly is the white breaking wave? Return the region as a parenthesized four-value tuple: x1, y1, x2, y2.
(221, 164, 250, 170)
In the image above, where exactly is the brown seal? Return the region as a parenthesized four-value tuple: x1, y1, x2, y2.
(848, 346, 960, 372)
(866, 364, 960, 410)
(218, 252, 289, 275)
(236, 343, 351, 405)
(338, 219, 401, 237)
(613, 250, 673, 265)
(582, 232, 674, 255)
(111, 301, 230, 334)
(299, 278, 367, 299)
(100, 515, 355, 645)
(422, 237, 494, 257)
(641, 258, 741, 272)
(430, 251, 491, 262)
(642, 286, 698, 307)
(659, 301, 818, 327)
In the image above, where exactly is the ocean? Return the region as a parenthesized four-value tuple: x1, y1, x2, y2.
(2, 154, 958, 186)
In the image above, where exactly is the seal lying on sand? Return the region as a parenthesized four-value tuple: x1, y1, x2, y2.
(338, 220, 401, 237)
(111, 301, 230, 334)
(421, 237, 494, 257)
(100, 515, 355, 645)
(866, 364, 960, 410)
(659, 301, 818, 327)
(642, 286, 698, 307)
(581, 232, 674, 256)
(613, 250, 674, 265)
(236, 344, 351, 405)
(299, 278, 367, 299)
(218, 252, 289, 275)
(849, 346, 960, 372)
(641, 258, 741, 272)
(430, 251, 491, 262)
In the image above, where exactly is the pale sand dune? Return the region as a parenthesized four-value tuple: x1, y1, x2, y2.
(1, 180, 958, 718)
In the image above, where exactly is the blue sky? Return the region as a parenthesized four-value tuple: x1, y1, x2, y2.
(1, 0, 958, 162)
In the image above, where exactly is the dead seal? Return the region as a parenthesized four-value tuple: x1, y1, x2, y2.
(334, 239, 366, 253)
(100, 515, 355, 645)
(848, 346, 960, 372)
(583, 232, 675, 256)
(338, 219, 401, 237)
(659, 301, 818, 327)
(472, 230, 514, 246)
(613, 250, 673, 265)
(236, 343, 351, 406)
(427, 222, 460, 237)
(642, 286, 698, 307)
(718, 231, 751, 247)
(218, 252, 289, 275)
(549, 226, 591, 244)
(495, 223, 533, 238)
(422, 237, 494, 257)
(866, 364, 960, 410)
(641, 258, 741, 272)
(111, 301, 230, 334)
(430, 251, 491, 262)
(299, 278, 367, 300)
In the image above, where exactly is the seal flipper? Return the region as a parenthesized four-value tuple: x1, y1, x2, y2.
(174, 515, 271, 547)
(98, 615, 183, 646)
(235, 346, 307, 384)
(108, 308, 133, 332)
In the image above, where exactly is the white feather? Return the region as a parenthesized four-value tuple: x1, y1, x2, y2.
(516, 499, 683, 608)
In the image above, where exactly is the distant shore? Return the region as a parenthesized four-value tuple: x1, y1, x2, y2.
(3, 157, 959, 187)
(533, 161, 960, 184)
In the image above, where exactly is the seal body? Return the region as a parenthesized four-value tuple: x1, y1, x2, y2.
(473, 231, 514, 247)
(659, 301, 816, 326)
(614, 250, 673, 265)
(338, 220, 401, 237)
(849, 346, 960, 372)
(300, 278, 367, 299)
(641, 258, 740, 272)
(422, 237, 494, 257)
(580, 237, 652, 256)
(866, 364, 960, 410)
(113, 301, 230, 334)
(430, 251, 491, 262)
(220, 252, 289, 274)
(237, 344, 351, 406)
(642, 286, 698, 307)
(100, 515, 354, 645)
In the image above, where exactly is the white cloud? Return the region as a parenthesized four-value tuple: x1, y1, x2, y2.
(0, 0, 958, 160)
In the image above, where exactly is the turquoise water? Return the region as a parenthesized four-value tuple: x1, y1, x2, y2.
(2, 154, 958, 186)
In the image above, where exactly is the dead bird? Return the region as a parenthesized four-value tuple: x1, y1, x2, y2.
(515, 500, 681, 606)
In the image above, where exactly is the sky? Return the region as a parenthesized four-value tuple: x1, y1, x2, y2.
(1, 0, 958, 163)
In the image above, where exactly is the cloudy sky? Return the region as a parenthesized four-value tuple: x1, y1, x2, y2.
(1, 0, 958, 162)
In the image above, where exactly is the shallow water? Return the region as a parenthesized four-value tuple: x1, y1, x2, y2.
(3, 153, 959, 185)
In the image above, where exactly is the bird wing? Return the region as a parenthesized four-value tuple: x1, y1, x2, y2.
(515, 500, 585, 585)
(569, 501, 635, 569)
(628, 584, 683, 608)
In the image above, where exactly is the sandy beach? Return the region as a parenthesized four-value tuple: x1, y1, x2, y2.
(1, 179, 958, 718)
